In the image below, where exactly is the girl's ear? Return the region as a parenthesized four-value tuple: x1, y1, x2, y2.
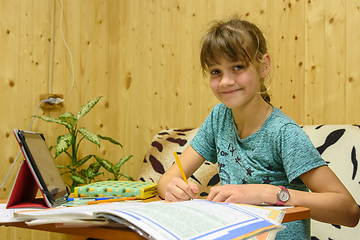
(261, 54, 271, 78)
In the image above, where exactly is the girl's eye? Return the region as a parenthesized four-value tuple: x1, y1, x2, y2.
(233, 65, 244, 71)
(210, 69, 221, 75)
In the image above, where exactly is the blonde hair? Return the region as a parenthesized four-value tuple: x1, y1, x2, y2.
(200, 16, 270, 104)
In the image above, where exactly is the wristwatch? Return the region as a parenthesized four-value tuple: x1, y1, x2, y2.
(276, 186, 290, 206)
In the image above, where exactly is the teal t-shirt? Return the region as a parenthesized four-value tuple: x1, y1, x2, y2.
(190, 103, 326, 240)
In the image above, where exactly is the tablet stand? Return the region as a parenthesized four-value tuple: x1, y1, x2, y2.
(6, 160, 49, 209)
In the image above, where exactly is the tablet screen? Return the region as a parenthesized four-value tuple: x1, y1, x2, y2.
(19, 131, 68, 202)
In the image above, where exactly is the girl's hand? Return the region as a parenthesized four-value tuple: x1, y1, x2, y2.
(164, 177, 199, 202)
(206, 184, 277, 205)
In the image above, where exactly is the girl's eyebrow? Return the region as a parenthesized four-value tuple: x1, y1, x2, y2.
(209, 60, 245, 67)
(208, 65, 220, 72)
(231, 60, 249, 68)
(208, 64, 218, 68)
(231, 59, 246, 64)
(207, 63, 220, 69)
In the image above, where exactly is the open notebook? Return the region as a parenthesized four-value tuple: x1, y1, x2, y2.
(6, 130, 69, 209)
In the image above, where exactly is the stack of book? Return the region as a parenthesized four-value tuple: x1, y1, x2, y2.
(10, 199, 285, 240)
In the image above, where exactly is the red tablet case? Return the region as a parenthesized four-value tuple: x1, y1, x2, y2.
(6, 160, 49, 209)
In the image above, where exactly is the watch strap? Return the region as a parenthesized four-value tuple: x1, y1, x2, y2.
(276, 185, 289, 206)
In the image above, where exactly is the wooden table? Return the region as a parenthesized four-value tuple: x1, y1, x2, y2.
(1, 197, 310, 240)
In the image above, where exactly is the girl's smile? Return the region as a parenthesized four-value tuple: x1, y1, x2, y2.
(221, 88, 243, 94)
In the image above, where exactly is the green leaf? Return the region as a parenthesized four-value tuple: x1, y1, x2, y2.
(114, 155, 133, 174)
(86, 168, 103, 179)
(60, 170, 72, 175)
(89, 162, 101, 173)
(94, 155, 114, 173)
(77, 169, 87, 178)
(49, 145, 55, 152)
(98, 135, 122, 147)
(91, 172, 103, 179)
(119, 173, 135, 181)
(78, 128, 100, 147)
(77, 154, 93, 167)
(75, 96, 103, 120)
(34, 115, 72, 129)
(55, 134, 73, 158)
(70, 175, 87, 184)
(57, 165, 70, 169)
(58, 112, 77, 129)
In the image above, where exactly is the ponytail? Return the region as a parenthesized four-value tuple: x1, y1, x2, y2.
(260, 83, 271, 105)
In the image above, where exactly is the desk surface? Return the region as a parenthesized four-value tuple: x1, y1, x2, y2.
(1, 197, 310, 240)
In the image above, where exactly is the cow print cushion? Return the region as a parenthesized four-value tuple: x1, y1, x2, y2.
(301, 125, 360, 240)
(138, 125, 360, 239)
(138, 128, 220, 198)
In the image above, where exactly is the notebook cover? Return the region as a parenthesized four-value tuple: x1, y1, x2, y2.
(74, 181, 157, 199)
(6, 161, 48, 209)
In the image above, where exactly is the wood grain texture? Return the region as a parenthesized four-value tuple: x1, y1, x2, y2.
(1, 0, 359, 238)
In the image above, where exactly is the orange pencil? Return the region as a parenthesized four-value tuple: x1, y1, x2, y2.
(173, 151, 188, 183)
(173, 152, 193, 200)
(86, 197, 137, 205)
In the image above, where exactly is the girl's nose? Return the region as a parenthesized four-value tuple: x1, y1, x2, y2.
(219, 72, 235, 86)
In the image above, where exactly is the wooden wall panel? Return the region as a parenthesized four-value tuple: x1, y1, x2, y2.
(304, 0, 326, 125)
(325, 0, 347, 124)
(1, 0, 360, 239)
(286, 0, 306, 123)
(346, 0, 360, 122)
(266, 0, 287, 113)
(0, 0, 19, 189)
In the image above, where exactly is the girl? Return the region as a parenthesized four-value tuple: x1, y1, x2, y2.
(157, 16, 359, 239)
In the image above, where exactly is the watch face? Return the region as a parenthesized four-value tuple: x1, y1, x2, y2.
(279, 189, 290, 202)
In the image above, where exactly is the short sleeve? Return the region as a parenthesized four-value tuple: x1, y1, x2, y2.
(190, 105, 221, 163)
(279, 124, 327, 182)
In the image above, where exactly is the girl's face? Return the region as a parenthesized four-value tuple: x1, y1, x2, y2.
(208, 58, 266, 109)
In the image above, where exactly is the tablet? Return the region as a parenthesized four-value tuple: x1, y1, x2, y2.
(10, 129, 69, 208)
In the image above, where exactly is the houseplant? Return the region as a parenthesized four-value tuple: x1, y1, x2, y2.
(35, 96, 134, 192)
